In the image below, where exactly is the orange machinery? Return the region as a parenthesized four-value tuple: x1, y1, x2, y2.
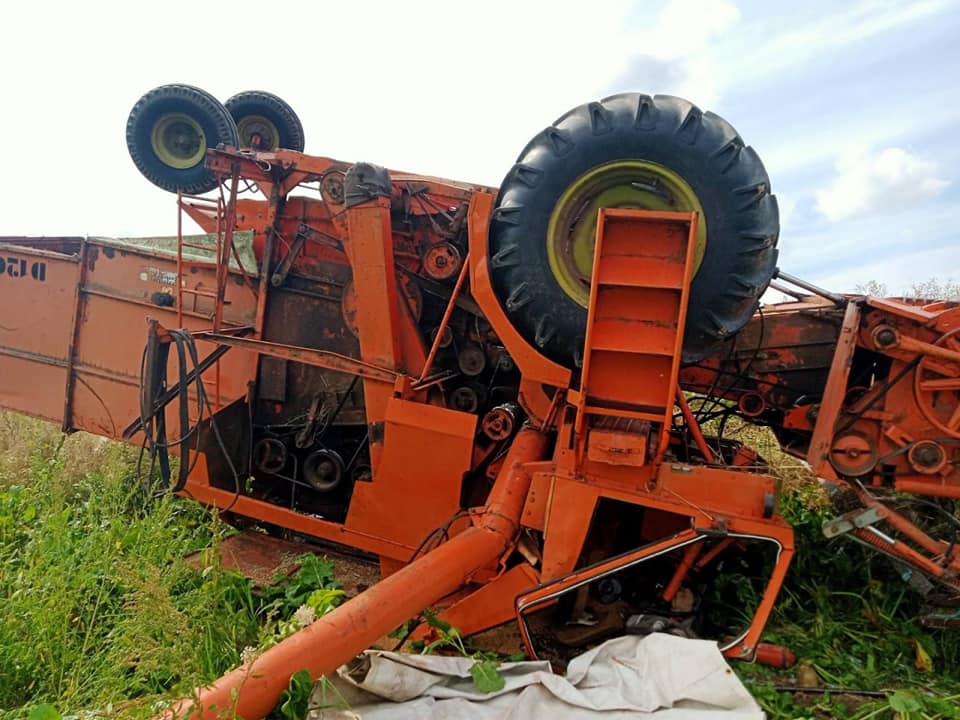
(1, 86, 959, 718)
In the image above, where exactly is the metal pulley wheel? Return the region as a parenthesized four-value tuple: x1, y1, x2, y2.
(253, 437, 288, 474)
(422, 242, 463, 281)
(303, 448, 345, 492)
(431, 325, 454, 349)
(907, 440, 948, 475)
(828, 431, 879, 478)
(450, 386, 480, 413)
(481, 403, 519, 441)
(458, 345, 487, 376)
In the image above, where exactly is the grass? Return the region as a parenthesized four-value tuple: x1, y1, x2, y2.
(703, 409, 960, 719)
(4, 408, 960, 719)
(0, 412, 341, 720)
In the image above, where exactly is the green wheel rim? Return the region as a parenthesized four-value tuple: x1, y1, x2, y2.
(237, 115, 281, 150)
(150, 112, 207, 169)
(546, 160, 707, 307)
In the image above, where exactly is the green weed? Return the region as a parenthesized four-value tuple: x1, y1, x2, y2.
(0, 414, 343, 720)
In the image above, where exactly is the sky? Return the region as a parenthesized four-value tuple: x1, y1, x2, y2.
(0, 0, 957, 295)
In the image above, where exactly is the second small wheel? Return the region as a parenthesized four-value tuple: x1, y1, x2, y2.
(225, 91, 305, 152)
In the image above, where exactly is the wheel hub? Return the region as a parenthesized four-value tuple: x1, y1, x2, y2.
(237, 114, 280, 151)
(150, 113, 207, 169)
(546, 160, 707, 307)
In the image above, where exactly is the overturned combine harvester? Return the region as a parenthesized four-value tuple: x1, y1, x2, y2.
(1, 85, 958, 718)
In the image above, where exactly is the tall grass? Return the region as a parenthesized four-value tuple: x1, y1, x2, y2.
(5, 405, 960, 719)
(0, 413, 262, 718)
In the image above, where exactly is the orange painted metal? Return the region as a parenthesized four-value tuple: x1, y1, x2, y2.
(0, 236, 257, 440)
(574, 210, 698, 465)
(754, 643, 797, 669)
(467, 192, 572, 390)
(410, 562, 541, 642)
(806, 300, 861, 478)
(675, 386, 716, 463)
(662, 541, 703, 602)
(194, 331, 397, 384)
(517, 530, 702, 654)
(161, 427, 549, 720)
(417, 251, 470, 383)
(344, 397, 475, 550)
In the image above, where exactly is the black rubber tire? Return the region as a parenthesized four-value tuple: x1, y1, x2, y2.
(225, 91, 305, 152)
(489, 93, 779, 366)
(126, 84, 238, 195)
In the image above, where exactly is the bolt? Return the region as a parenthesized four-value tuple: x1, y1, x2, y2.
(914, 443, 943, 468)
(875, 327, 896, 347)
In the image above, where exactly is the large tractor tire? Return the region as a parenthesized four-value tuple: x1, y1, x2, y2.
(126, 84, 239, 194)
(489, 93, 779, 366)
(225, 91, 305, 152)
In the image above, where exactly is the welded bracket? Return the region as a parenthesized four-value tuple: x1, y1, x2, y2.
(822, 506, 885, 538)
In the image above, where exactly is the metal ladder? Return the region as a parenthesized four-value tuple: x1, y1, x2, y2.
(573, 209, 700, 465)
(173, 181, 241, 412)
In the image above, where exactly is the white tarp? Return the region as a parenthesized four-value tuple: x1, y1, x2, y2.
(309, 633, 764, 719)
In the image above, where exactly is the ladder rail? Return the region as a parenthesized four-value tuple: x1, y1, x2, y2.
(574, 209, 700, 467)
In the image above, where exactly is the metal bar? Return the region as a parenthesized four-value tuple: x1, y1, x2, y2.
(662, 541, 702, 602)
(775, 270, 845, 305)
(675, 386, 717, 462)
(895, 332, 960, 365)
(194, 332, 398, 384)
(807, 301, 861, 476)
(858, 491, 949, 556)
(695, 537, 735, 569)
(254, 225, 277, 338)
(726, 542, 794, 660)
(215, 171, 240, 331)
(177, 191, 184, 327)
(61, 238, 89, 432)
(0, 241, 84, 262)
(418, 252, 470, 381)
(120, 340, 237, 439)
(270, 226, 307, 287)
(516, 530, 702, 658)
(79, 288, 222, 322)
(768, 281, 805, 300)
(853, 526, 947, 578)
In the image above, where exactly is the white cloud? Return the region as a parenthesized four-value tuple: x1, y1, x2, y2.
(643, 0, 741, 57)
(612, 0, 740, 107)
(776, 194, 796, 232)
(815, 147, 949, 222)
(725, 0, 951, 91)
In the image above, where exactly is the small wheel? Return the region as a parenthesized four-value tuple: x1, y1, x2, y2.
(225, 91, 305, 152)
(489, 93, 779, 367)
(126, 84, 238, 194)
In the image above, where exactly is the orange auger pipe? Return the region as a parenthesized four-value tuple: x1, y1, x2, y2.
(161, 427, 550, 720)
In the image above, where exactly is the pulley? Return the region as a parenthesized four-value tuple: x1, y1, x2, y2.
(481, 403, 519, 441)
(303, 448, 345, 492)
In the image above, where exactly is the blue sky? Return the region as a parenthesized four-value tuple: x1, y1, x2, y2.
(1, 0, 957, 294)
(604, 0, 960, 294)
